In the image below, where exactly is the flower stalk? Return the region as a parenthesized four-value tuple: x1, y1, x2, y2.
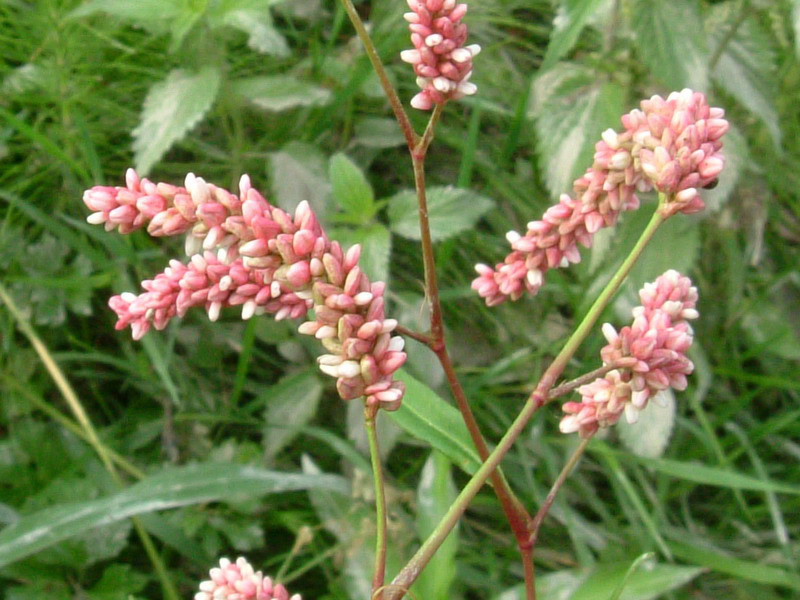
(365, 404, 389, 595)
(386, 203, 668, 599)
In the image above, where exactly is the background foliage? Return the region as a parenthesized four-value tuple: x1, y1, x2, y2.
(1, 0, 799, 598)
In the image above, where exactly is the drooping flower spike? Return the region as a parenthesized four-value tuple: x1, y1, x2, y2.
(195, 557, 300, 600)
(84, 170, 406, 410)
(472, 89, 728, 306)
(401, 0, 481, 110)
(560, 270, 698, 438)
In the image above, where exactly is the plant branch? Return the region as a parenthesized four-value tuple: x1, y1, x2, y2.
(338, 0, 419, 149)
(366, 404, 389, 596)
(387, 205, 667, 599)
(0, 284, 181, 600)
(411, 104, 535, 597)
(528, 435, 593, 546)
(547, 362, 626, 401)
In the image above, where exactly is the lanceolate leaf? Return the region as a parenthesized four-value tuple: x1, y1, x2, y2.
(631, 0, 708, 91)
(415, 452, 459, 600)
(569, 561, 702, 600)
(262, 369, 323, 462)
(530, 63, 626, 199)
(132, 67, 222, 175)
(0, 464, 347, 568)
(708, 9, 781, 149)
(267, 142, 331, 217)
(541, 0, 608, 71)
(232, 75, 331, 112)
(617, 390, 675, 459)
(387, 186, 493, 242)
(388, 370, 482, 475)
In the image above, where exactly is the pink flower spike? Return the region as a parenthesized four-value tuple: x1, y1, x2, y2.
(84, 171, 408, 410)
(195, 557, 301, 600)
(560, 270, 699, 437)
(402, 0, 480, 110)
(473, 90, 727, 306)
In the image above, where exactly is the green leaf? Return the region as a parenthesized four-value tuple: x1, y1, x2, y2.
(69, 0, 184, 23)
(267, 142, 331, 217)
(232, 75, 331, 111)
(494, 562, 701, 600)
(415, 452, 459, 600)
(709, 9, 781, 149)
(219, 9, 289, 56)
(570, 561, 702, 600)
(631, 0, 708, 91)
(261, 369, 323, 462)
(617, 390, 675, 459)
(353, 117, 405, 148)
(388, 370, 482, 475)
(541, 0, 609, 71)
(132, 67, 221, 175)
(329, 153, 376, 222)
(387, 186, 493, 242)
(0, 463, 347, 568)
(332, 224, 392, 284)
(529, 64, 626, 198)
(599, 445, 800, 495)
(88, 564, 148, 600)
(669, 540, 800, 591)
(793, 0, 800, 59)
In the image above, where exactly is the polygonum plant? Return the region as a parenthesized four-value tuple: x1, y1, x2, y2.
(77, 1, 730, 598)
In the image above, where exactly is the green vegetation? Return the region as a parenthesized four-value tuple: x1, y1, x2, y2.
(1, 0, 798, 599)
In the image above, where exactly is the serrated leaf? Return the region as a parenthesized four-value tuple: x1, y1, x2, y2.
(530, 64, 626, 198)
(0, 464, 347, 568)
(221, 9, 289, 56)
(232, 75, 331, 111)
(387, 186, 493, 242)
(617, 390, 675, 459)
(267, 142, 331, 216)
(632, 0, 708, 91)
(332, 224, 391, 283)
(415, 452, 459, 600)
(709, 9, 781, 149)
(388, 370, 482, 475)
(541, 0, 609, 71)
(329, 153, 376, 221)
(262, 369, 322, 462)
(132, 67, 221, 175)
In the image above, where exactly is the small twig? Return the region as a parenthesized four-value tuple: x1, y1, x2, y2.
(547, 363, 623, 401)
(528, 436, 593, 546)
(395, 324, 435, 346)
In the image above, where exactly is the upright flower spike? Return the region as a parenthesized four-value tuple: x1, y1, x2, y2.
(401, 0, 481, 110)
(195, 557, 301, 600)
(472, 89, 728, 306)
(84, 171, 406, 411)
(559, 270, 698, 438)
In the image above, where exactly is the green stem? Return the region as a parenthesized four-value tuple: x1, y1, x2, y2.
(0, 284, 181, 600)
(338, 0, 419, 149)
(386, 206, 667, 599)
(366, 404, 388, 596)
(528, 436, 593, 546)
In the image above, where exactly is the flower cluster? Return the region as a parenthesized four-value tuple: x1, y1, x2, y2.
(195, 557, 300, 600)
(84, 170, 406, 410)
(559, 270, 698, 438)
(400, 0, 481, 110)
(472, 89, 728, 306)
